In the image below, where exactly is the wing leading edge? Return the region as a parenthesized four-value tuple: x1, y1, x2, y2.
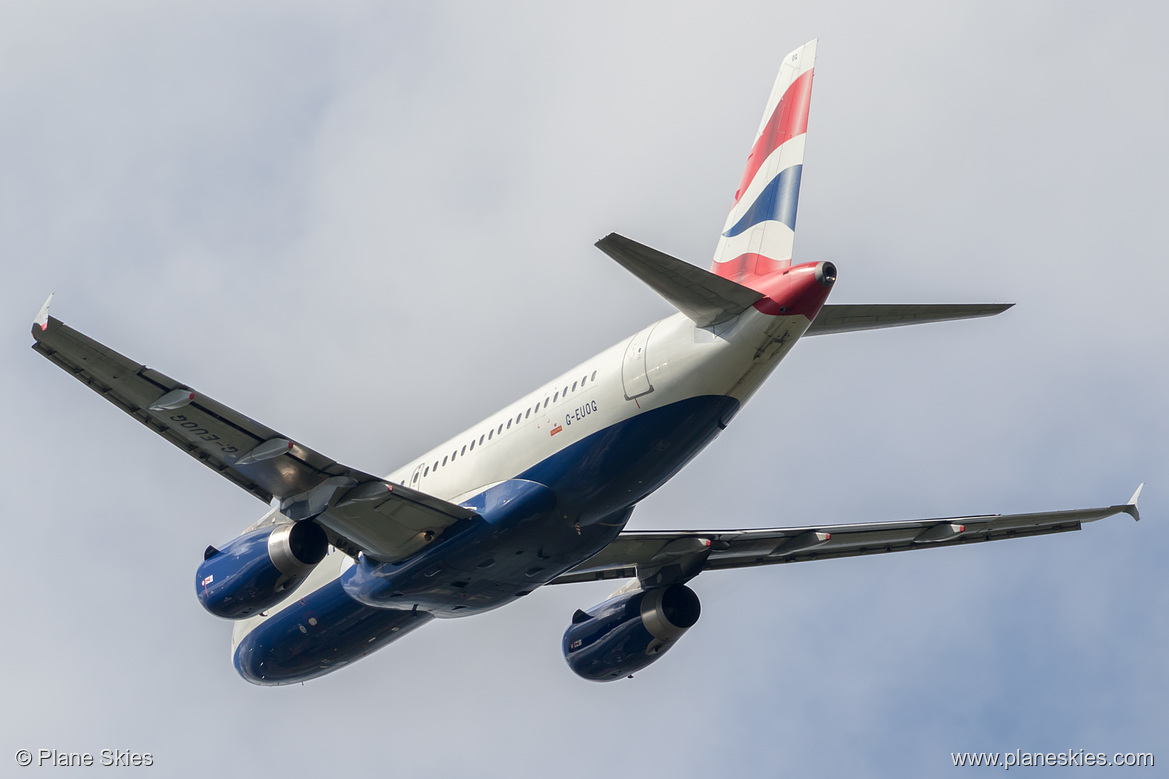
(30, 307, 475, 562)
(549, 489, 1142, 587)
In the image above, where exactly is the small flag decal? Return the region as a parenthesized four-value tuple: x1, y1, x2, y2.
(550, 425, 563, 436)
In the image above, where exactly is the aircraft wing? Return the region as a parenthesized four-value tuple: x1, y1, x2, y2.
(30, 308, 476, 562)
(548, 490, 1142, 586)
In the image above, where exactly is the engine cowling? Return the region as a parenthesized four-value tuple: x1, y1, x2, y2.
(562, 584, 700, 681)
(195, 521, 328, 619)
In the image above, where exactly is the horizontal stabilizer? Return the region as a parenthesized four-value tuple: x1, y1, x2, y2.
(596, 233, 763, 327)
(805, 303, 1013, 336)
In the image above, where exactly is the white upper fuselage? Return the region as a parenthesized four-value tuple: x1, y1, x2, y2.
(392, 306, 804, 506)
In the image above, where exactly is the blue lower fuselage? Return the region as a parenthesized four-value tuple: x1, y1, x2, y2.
(233, 394, 740, 684)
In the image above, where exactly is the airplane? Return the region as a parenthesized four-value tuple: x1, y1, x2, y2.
(31, 40, 1141, 685)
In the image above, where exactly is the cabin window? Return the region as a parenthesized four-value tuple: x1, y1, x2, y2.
(553, 391, 559, 402)
(488, 430, 493, 440)
(506, 419, 512, 429)
(543, 398, 549, 409)
(462, 445, 467, 455)
(451, 450, 457, 462)
(591, 370, 597, 381)
(516, 413, 522, 424)
(479, 434, 485, 445)
(572, 381, 577, 391)
(469, 440, 475, 452)
(525, 408, 531, 419)
(433, 461, 438, 471)
(498, 424, 503, 434)
(443, 456, 448, 466)
(423, 466, 429, 477)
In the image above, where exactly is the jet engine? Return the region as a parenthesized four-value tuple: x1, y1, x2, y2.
(195, 521, 328, 619)
(562, 583, 700, 681)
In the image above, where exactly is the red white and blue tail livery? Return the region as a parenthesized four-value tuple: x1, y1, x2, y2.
(30, 41, 1140, 685)
(714, 39, 816, 284)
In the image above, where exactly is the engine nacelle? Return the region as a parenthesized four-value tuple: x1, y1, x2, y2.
(195, 521, 328, 619)
(562, 583, 700, 681)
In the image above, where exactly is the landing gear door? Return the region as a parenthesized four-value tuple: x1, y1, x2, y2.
(621, 323, 657, 401)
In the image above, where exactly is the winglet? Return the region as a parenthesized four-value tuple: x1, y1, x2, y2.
(33, 293, 54, 331)
(1124, 483, 1143, 522)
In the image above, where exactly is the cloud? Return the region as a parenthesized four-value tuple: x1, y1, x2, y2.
(2, 2, 1165, 776)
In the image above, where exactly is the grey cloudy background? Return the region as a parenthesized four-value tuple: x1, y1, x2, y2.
(2, 1, 1165, 776)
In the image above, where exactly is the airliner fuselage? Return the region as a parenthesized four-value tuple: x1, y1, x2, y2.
(229, 263, 834, 683)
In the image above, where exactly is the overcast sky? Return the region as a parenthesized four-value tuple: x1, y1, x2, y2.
(2, 2, 1165, 776)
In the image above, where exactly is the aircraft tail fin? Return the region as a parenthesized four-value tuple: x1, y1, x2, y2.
(712, 40, 817, 286)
